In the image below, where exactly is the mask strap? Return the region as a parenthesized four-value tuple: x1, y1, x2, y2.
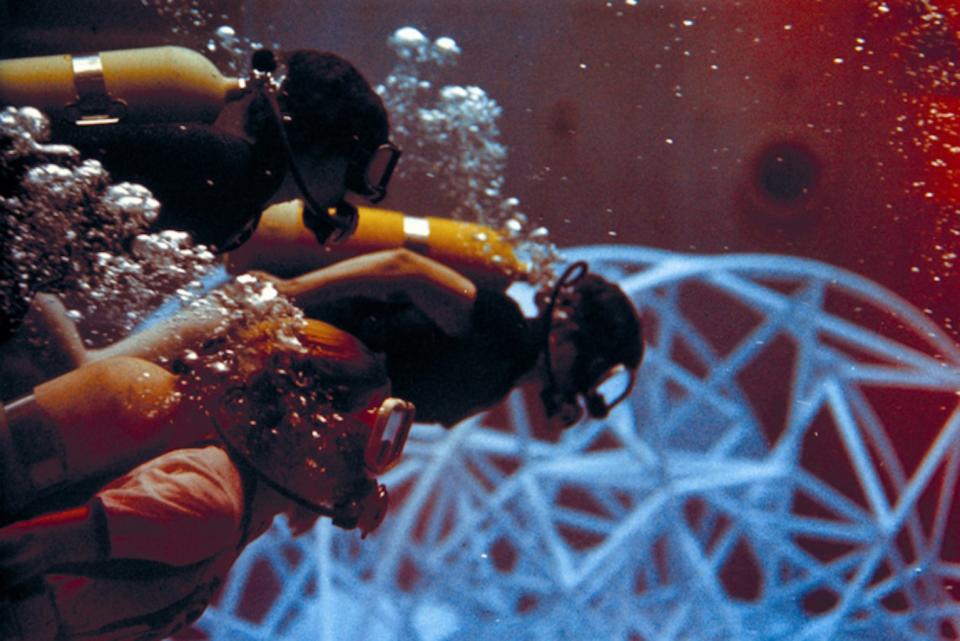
(539, 261, 588, 416)
(361, 143, 402, 203)
(250, 54, 356, 243)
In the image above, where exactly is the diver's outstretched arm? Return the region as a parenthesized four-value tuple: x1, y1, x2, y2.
(90, 298, 235, 365)
(92, 249, 475, 365)
(226, 201, 525, 290)
(271, 248, 477, 337)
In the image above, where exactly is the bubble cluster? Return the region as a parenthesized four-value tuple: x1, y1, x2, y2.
(171, 274, 306, 387)
(0, 105, 242, 346)
(174, 278, 376, 513)
(109, 11, 564, 285)
(0, 106, 160, 341)
(139, 0, 275, 76)
(205, 23, 274, 77)
(61, 228, 220, 344)
(1, 106, 304, 354)
(387, 27, 462, 67)
(379, 27, 501, 211)
(378, 27, 562, 284)
(140, 0, 215, 36)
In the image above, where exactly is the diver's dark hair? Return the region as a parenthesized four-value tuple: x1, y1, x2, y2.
(279, 50, 388, 154)
(562, 273, 643, 395)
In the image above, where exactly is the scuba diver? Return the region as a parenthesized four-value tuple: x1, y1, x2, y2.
(0, 46, 401, 250)
(0, 315, 415, 641)
(275, 255, 643, 429)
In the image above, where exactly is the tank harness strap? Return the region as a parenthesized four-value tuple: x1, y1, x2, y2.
(88, 497, 112, 561)
(64, 53, 127, 126)
(402, 215, 431, 253)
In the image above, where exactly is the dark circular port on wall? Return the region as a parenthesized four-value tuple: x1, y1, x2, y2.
(752, 140, 821, 205)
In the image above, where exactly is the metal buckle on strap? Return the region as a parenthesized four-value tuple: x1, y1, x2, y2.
(402, 216, 431, 253)
(64, 54, 127, 126)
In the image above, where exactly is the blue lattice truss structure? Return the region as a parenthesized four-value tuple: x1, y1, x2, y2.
(194, 246, 960, 641)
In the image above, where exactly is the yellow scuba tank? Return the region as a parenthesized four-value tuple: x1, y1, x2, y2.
(0, 357, 182, 519)
(0, 46, 245, 126)
(228, 202, 530, 290)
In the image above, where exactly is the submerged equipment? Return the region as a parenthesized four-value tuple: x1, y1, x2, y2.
(0, 354, 413, 536)
(0, 46, 245, 126)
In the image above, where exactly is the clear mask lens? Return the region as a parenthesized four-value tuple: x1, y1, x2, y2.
(590, 364, 635, 411)
(365, 397, 415, 473)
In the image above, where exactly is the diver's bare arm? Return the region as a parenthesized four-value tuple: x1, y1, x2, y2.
(9, 249, 475, 371)
(89, 304, 227, 364)
(0, 293, 210, 395)
(274, 249, 477, 336)
(0, 291, 250, 375)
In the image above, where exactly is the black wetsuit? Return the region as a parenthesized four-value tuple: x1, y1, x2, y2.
(52, 122, 285, 249)
(313, 289, 542, 427)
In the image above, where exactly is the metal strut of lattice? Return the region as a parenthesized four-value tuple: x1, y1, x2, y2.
(198, 246, 960, 641)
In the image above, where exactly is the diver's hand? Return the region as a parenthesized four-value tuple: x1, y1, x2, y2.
(273, 249, 477, 337)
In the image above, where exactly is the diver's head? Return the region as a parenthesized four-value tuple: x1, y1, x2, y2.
(278, 50, 393, 199)
(243, 49, 399, 246)
(229, 316, 390, 413)
(535, 262, 643, 428)
(203, 317, 402, 536)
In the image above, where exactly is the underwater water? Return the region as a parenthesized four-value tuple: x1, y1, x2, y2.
(4, 0, 960, 640)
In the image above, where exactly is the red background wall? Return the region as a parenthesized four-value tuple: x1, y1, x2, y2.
(2, 0, 951, 328)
